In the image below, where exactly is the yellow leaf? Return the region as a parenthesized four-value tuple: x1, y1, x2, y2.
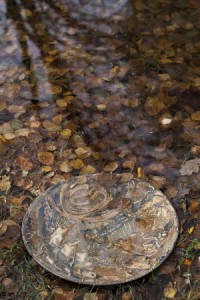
(184, 258, 192, 265)
(188, 226, 194, 234)
(137, 167, 144, 178)
(164, 286, 177, 299)
(69, 159, 84, 170)
(113, 65, 120, 73)
(159, 58, 172, 63)
(60, 128, 72, 138)
(80, 165, 96, 175)
(0, 134, 6, 143)
(51, 86, 62, 94)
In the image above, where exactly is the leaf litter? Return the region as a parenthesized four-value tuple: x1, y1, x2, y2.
(0, 0, 200, 299)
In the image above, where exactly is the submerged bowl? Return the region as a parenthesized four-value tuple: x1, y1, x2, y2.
(22, 173, 179, 285)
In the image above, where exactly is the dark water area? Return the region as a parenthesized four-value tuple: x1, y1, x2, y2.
(0, 0, 200, 299)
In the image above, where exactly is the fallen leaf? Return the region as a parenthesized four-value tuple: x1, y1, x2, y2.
(60, 128, 72, 138)
(69, 159, 84, 169)
(184, 258, 192, 266)
(103, 162, 119, 172)
(75, 147, 91, 159)
(84, 293, 98, 300)
(59, 162, 72, 173)
(187, 226, 195, 234)
(191, 110, 200, 121)
(0, 176, 11, 191)
(122, 160, 135, 169)
(37, 151, 55, 165)
(179, 158, 200, 175)
(80, 165, 96, 174)
(15, 156, 33, 170)
(164, 284, 177, 299)
(122, 291, 132, 300)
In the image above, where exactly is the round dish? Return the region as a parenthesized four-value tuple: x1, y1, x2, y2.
(22, 173, 179, 285)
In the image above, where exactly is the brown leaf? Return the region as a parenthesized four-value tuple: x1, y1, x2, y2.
(0, 175, 11, 191)
(37, 151, 55, 165)
(1, 277, 18, 294)
(15, 156, 33, 170)
(103, 162, 119, 172)
(122, 291, 132, 300)
(0, 220, 20, 249)
(163, 284, 177, 299)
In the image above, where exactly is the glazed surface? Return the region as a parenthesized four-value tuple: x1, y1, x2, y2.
(22, 173, 178, 285)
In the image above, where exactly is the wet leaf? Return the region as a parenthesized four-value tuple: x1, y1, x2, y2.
(42, 120, 61, 131)
(103, 162, 119, 172)
(164, 284, 177, 299)
(60, 128, 72, 138)
(187, 226, 195, 234)
(191, 110, 200, 121)
(122, 291, 132, 300)
(37, 151, 55, 165)
(84, 293, 98, 300)
(0, 220, 20, 249)
(122, 160, 135, 169)
(15, 156, 33, 170)
(0, 175, 11, 192)
(49, 85, 62, 95)
(179, 158, 200, 175)
(184, 258, 192, 266)
(80, 165, 96, 174)
(69, 159, 84, 169)
(75, 147, 91, 159)
(59, 162, 72, 173)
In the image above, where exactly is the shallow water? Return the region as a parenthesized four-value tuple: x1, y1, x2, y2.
(0, 0, 200, 299)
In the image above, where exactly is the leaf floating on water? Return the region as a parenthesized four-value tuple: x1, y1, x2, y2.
(179, 158, 200, 175)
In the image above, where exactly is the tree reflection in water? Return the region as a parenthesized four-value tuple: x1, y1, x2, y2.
(2, 0, 178, 172)
(3, 0, 130, 100)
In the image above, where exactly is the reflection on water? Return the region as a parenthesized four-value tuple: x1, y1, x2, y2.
(1, 0, 200, 298)
(0, 0, 199, 183)
(0, 0, 200, 192)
